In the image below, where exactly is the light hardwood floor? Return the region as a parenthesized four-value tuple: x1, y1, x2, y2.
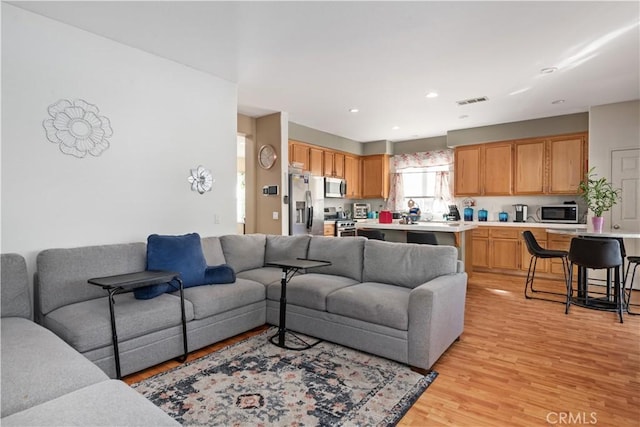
(124, 273, 640, 426)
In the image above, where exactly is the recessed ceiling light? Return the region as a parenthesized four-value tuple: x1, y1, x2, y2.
(551, 99, 566, 104)
(540, 67, 558, 74)
(459, 115, 469, 119)
(392, 126, 400, 130)
(349, 108, 359, 113)
(426, 92, 439, 98)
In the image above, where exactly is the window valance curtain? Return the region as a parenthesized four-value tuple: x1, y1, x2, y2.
(392, 149, 453, 170)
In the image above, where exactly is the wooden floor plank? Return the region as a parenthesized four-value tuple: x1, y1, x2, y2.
(124, 273, 640, 426)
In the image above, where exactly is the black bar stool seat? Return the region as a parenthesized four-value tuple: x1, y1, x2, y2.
(566, 237, 624, 323)
(357, 229, 386, 241)
(522, 230, 569, 303)
(406, 231, 438, 245)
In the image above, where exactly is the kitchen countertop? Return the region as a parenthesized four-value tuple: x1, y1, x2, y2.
(355, 219, 587, 231)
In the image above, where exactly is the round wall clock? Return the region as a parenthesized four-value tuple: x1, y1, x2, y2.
(258, 144, 277, 169)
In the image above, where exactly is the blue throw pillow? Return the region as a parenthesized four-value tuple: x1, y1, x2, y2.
(134, 233, 207, 300)
(204, 264, 236, 284)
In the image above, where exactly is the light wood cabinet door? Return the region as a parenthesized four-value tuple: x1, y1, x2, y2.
(491, 239, 521, 269)
(547, 234, 572, 275)
(323, 151, 334, 177)
(344, 155, 360, 199)
(361, 155, 389, 199)
(471, 227, 490, 268)
(290, 142, 309, 171)
(323, 223, 335, 237)
(454, 145, 482, 196)
(333, 152, 345, 178)
(514, 140, 545, 194)
(309, 147, 324, 176)
(484, 143, 513, 195)
(548, 135, 586, 194)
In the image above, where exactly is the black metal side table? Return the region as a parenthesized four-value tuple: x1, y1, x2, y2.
(88, 270, 188, 378)
(266, 258, 331, 350)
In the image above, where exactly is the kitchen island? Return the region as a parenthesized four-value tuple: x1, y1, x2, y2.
(356, 220, 477, 275)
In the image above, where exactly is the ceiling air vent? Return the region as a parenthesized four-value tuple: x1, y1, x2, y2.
(456, 96, 489, 106)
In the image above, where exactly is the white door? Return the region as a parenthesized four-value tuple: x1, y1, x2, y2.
(611, 148, 640, 290)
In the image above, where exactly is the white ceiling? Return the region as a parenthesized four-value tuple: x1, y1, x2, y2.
(10, 1, 640, 143)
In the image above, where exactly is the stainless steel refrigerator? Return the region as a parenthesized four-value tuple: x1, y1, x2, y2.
(289, 173, 324, 236)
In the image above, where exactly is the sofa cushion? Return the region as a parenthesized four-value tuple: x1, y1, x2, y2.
(201, 236, 227, 265)
(37, 243, 147, 316)
(306, 236, 366, 281)
(1, 253, 31, 319)
(264, 235, 311, 263)
(237, 267, 283, 287)
(42, 294, 195, 353)
(327, 282, 411, 330)
(1, 380, 179, 426)
(1, 317, 108, 417)
(179, 278, 265, 320)
(266, 273, 359, 311)
(220, 234, 267, 273)
(363, 240, 458, 288)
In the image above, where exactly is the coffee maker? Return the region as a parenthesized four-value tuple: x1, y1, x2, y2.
(513, 204, 528, 222)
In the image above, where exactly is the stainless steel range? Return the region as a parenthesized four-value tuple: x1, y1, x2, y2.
(335, 220, 356, 237)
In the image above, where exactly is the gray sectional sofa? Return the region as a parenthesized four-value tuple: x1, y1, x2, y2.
(32, 234, 466, 378)
(0, 253, 178, 426)
(3, 233, 466, 424)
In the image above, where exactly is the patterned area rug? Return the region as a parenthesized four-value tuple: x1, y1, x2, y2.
(132, 328, 437, 426)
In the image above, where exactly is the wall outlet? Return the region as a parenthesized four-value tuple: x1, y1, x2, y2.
(272, 211, 279, 220)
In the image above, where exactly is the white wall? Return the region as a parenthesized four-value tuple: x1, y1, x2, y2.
(1, 5, 238, 279)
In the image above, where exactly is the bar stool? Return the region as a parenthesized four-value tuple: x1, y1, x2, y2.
(624, 255, 640, 315)
(522, 230, 569, 303)
(566, 237, 624, 323)
(357, 229, 385, 241)
(406, 231, 438, 245)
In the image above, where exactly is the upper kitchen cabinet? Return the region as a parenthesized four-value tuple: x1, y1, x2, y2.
(323, 151, 345, 178)
(289, 140, 324, 176)
(454, 142, 512, 196)
(344, 154, 361, 199)
(547, 134, 587, 194)
(361, 154, 390, 199)
(454, 145, 482, 196)
(514, 140, 546, 194)
(514, 132, 587, 195)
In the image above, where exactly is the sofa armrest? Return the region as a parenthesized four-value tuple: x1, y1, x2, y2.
(407, 272, 467, 370)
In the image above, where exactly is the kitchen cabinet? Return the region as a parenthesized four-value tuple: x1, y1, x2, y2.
(548, 134, 587, 194)
(546, 233, 572, 275)
(489, 227, 521, 270)
(454, 142, 512, 196)
(361, 155, 390, 199)
(484, 143, 513, 195)
(454, 145, 482, 196)
(514, 133, 587, 195)
(344, 155, 361, 199)
(514, 140, 546, 194)
(290, 141, 310, 171)
(309, 147, 324, 176)
(471, 227, 490, 269)
(323, 151, 345, 178)
(323, 223, 336, 237)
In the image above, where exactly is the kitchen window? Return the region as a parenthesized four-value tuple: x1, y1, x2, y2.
(386, 150, 454, 216)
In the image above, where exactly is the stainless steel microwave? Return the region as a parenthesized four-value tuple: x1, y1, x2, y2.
(324, 177, 347, 198)
(540, 204, 579, 223)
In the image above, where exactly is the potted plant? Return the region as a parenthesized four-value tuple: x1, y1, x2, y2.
(577, 167, 621, 232)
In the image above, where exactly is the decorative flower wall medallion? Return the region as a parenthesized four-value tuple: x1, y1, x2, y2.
(43, 99, 113, 158)
(188, 166, 214, 194)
